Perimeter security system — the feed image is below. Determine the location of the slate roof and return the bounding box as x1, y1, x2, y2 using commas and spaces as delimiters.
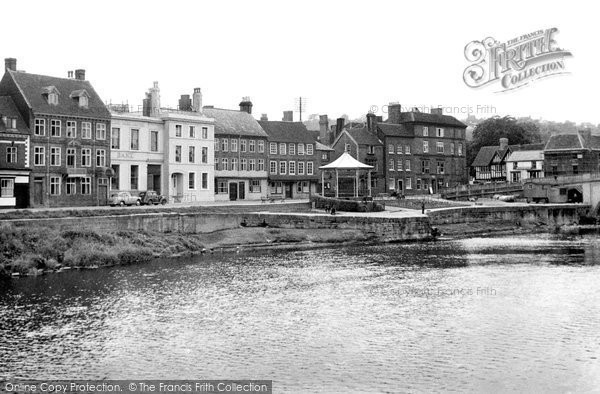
544, 134, 584, 151
399, 112, 467, 128
202, 107, 268, 138
0, 96, 28, 133
506, 150, 544, 162
346, 126, 382, 146
377, 123, 414, 137
4, 70, 110, 118
258, 120, 317, 143
471, 146, 501, 167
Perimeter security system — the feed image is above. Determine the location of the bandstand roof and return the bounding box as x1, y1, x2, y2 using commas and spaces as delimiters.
319, 152, 373, 170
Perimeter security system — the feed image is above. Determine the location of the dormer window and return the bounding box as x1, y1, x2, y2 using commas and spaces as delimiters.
2, 116, 17, 129
69, 89, 90, 108
42, 86, 60, 106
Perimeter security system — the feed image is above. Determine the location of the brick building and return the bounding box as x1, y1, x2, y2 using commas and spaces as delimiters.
0, 58, 112, 207
204, 99, 269, 201
380, 105, 467, 194
0, 96, 30, 208
259, 115, 319, 199
543, 130, 600, 176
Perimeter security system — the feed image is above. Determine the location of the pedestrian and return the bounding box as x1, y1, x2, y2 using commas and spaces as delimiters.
421, 201, 425, 214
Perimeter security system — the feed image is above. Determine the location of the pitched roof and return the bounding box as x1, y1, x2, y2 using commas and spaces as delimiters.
320, 152, 373, 169
346, 126, 382, 146
399, 111, 467, 128
0, 96, 28, 133
202, 107, 268, 138
471, 146, 499, 167
257, 120, 317, 143
6, 70, 110, 118
506, 150, 544, 162
315, 141, 334, 151
544, 134, 584, 151
377, 123, 414, 137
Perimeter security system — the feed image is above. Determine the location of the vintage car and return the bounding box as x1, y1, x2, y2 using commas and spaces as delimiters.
139, 191, 167, 205
109, 192, 141, 207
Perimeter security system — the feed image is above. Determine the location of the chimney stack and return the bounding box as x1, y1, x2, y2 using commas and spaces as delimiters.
149, 81, 160, 116
282, 111, 293, 122
143, 93, 151, 117
192, 88, 202, 112
67, 70, 74, 78
179, 94, 192, 111
499, 138, 509, 150
4, 58, 16, 71
366, 112, 378, 134
431, 107, 443, 115
239, 97, 253, 114
335, 117, 345, 139
319, 115, 329, 143
75, 69, 86, 80
388, 103, 402, 124
260, 114, 268, 121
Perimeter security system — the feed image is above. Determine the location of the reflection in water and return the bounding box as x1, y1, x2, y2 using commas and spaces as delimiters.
1, 234, 600, 392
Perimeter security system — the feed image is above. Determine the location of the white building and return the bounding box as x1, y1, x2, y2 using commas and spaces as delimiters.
506, 150, 544, 182
109, 82, 215, 203
109, 113, 165, 194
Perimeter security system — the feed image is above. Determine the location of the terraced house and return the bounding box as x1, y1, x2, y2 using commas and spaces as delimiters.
0, 95, 30, 208
204, 99, 268, 201
0, 58, 111, 207
259, 115, 319, 199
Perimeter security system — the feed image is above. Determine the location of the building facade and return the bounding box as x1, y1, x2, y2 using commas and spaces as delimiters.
258, 117, 319, 199
543, 130, 600, 176
381, 106, 467, 195
204, 101, 268, 201
0, 96, 30, 208
471, 138, 512, 182
109, 112, 165, 194
0, 58, 112, 207
505, 150, 544, 182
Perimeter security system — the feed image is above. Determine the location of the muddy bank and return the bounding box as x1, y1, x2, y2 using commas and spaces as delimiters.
0, 225, 389, 277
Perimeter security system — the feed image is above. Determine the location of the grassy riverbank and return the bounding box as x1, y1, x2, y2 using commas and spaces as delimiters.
0, 224, 372, 277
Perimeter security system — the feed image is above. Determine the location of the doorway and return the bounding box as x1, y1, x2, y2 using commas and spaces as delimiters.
285, 183, 293, 199
33, 178, 43, 206
229, 182, 238, 200
170, 173, 183, 202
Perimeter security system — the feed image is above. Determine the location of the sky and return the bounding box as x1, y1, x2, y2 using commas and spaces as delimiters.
1, 0, 597, 124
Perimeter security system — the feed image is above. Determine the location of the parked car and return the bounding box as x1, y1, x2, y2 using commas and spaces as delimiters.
139, 191, 167, 205
109, 192, 141, 207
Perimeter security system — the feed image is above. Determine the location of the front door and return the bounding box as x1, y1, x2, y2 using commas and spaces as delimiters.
98, 185, 108, 205
238, 182, 245, 200
397, 180, 403, 196
285, 183, 293, 199
33, 179, 43, 206
229, 182, 238, 200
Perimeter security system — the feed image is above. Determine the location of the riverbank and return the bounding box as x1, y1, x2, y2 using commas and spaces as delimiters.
0, 210, 432, 276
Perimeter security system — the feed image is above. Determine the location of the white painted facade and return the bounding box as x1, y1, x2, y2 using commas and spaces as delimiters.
109, 113, 166, 195
162, 112, 215, 203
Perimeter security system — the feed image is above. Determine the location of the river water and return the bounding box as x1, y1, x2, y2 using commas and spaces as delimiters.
1, 235, 600, 393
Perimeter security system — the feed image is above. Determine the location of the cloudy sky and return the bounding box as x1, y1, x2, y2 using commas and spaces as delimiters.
2, 0, 596, 124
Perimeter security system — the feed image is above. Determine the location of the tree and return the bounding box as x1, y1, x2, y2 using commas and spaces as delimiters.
467, 116, 542, 177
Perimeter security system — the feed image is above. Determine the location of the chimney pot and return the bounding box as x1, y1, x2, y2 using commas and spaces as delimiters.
75, 69, 86, 80
192, 88, 202, 112
431, 107, 443, 115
